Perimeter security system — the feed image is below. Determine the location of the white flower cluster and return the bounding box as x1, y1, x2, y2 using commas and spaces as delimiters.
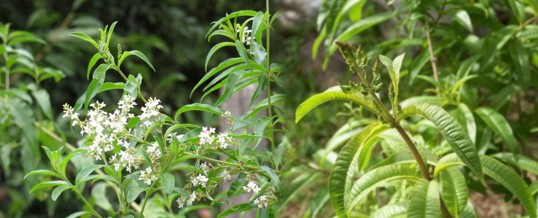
177, 191, 197, 208
139, 167, 158, 185
147, 142, 162, 162
190, 174, 209, 188
63, 95, 164, 184
253, 195, 270, 208
243, 180, 271, 208
139, 97, 163, 128
243, 181, 261, 194
236, 24, 255, 45
198, 127, 232, 149
109, 148, 140, 172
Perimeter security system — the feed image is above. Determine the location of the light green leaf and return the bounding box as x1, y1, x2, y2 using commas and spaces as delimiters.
161, 173, 175, 194
174, 103, 226, 121
347, 164, 421, 214
30, 180, 69, 193
92, 182, 113, 210
480, 155, 536, 217
24, 169, 61, 180
31, 89, 53, 119
296, 88, 379, 123
493, 152, 538, 176
118, 50, 156, 72
86, 53, 101, 79
191, 57, 242, 97
66, 211, 91, 218
75, 164, 103, 185
330, 123, 389, 216
69, 32, 99, 49
399, 103, 482, 178
440, 167, 468, 216
407, 179, 441, 218
204, 41, 236, 71
371, 203, 408, 218
457, 103, 476, 144
475, 107, 517, 152
52, 184, 71, 201
454, 10, 473, 32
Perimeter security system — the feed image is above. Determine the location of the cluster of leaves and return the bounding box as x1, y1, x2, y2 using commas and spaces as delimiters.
290, 0, 538, 217
0, 23, 65, 217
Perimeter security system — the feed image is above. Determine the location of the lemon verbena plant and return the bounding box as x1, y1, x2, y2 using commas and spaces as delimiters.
25, 5, 282, 216
296, 43, 537, 218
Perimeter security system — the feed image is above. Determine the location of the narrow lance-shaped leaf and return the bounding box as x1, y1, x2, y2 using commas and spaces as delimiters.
398, 103, 482, 178
440, 167, 468, 216
480, 155, 536, 217
296, 88, 379, 123
474, 107, 517, 153
407, 179, 441, 218
329, 122, 387, 217
347, 164, 421, 214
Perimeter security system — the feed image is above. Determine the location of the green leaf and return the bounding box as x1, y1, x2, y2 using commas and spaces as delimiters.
205, 41, 236, 71
475, 107, 517, 153
124, 74, 142, 98
217, 203, 254, 218
8, 31, 46, 45
329, 122, 387, 217
161, 173, 175, 194
493, 152, 538, 177
118, 50, 156, 72
83, 63, 110, 110
457, 103, 476, 144
347, 164, 421, 214
31, 89, 53, 119
24, 169, 61, 180
454, 10, 473, 32
440, 167, 468, 216
480, 155, 536, 217
66, 211, 91, 218
371, 203, 408, 218
174, 103, 226, 121
92, 182, 113, 210
30, 180, 69, 193
126, 187, 145, 203
399, 103, 482, 178
191, 57, 242, 97
75, 164, 103, 185
51, 184, 71, 201
324, 12, 394, 67
296, 88, 379, 123
407, 179, 441, 218
69, 32, 99, 49
86, 53, 102, 79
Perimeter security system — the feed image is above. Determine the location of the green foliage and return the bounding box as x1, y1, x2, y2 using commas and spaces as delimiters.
296, 42, 538, 217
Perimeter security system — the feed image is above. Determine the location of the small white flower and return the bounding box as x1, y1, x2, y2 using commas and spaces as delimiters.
199, 127, 216, 146
253, 194, 269, 208
200, 162, 210, 174
217, 132, 231, 149
243, 181, 261, 194
139, 167, 158, 185
178, 191, 197, 208
191, 174, 209, 187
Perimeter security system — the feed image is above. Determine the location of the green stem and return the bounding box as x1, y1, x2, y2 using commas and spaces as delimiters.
424, 20, 441, 95
367, 90, 431, 180
138, 183, 156, 218
72, 185, 103, 218
265, 0, 275, 153
3, 42, 10, 90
